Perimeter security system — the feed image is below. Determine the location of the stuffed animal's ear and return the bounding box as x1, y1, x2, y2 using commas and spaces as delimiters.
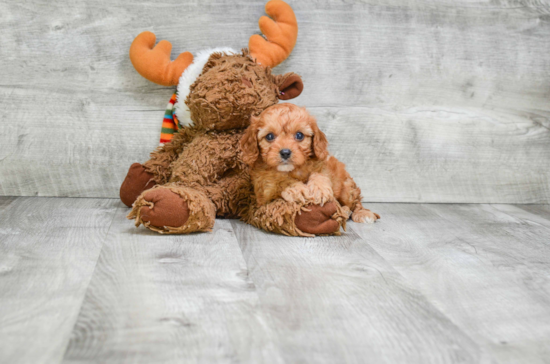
274, 73, 303, 100
240, 116, 261, 166
310, 116, 329, 160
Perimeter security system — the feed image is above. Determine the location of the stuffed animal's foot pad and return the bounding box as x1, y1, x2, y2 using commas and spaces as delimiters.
139, 188, 190, 228
352, 209, 380, 224
120, 163, 157, 207
129, 185, 216, 234
295, 202, 343, 235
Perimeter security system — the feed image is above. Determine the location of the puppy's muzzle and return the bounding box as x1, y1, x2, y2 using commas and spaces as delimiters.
280, 149, 292, 160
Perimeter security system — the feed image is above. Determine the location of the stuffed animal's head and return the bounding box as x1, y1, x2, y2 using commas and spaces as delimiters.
184, 50, 302, 130
129, 0, 303, 131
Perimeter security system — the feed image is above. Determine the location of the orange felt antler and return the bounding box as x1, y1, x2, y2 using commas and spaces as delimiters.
129, 31, 194, 86
249, 0, 298, 68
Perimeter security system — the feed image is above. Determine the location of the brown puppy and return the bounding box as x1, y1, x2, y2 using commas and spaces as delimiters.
240, 103, 380, 223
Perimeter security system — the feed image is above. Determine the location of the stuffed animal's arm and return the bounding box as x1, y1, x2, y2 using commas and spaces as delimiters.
143, 128, 195, 184
169, 131, 243, 186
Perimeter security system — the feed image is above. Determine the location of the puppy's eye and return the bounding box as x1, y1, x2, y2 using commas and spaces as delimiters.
295, 132, 304, 141
265, 133, 275, 141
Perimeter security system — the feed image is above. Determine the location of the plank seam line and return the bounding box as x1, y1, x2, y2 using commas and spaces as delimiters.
57, 203, 121, 363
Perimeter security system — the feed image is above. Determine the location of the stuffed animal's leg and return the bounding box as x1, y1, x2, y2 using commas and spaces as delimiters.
295, 202, 349, 236
128, 183, 216, 234
120, 163, 157, 207
243, 198, 348, 237
120, 131, 194, 207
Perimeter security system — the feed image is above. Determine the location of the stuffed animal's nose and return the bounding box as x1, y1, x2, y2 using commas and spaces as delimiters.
280, 149, 292, 160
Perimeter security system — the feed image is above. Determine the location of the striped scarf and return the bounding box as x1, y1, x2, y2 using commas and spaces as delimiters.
160, 92, 181, 144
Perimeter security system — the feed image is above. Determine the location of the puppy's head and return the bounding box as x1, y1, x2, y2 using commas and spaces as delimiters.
240, 104, 328, 172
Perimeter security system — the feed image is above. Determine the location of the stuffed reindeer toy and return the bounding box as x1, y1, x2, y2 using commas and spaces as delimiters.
120, 0, 348, 236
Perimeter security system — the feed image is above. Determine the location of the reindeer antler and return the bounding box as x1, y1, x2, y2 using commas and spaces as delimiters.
129, 31, 194, 86
249, 0, 298, 68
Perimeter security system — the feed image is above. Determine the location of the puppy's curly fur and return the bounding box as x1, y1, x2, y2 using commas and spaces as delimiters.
241, 104, 380, 223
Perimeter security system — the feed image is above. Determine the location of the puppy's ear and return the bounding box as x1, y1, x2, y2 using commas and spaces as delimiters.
240, 115, 260, 166
311, 116, 329, 160
273, 73, 303, 100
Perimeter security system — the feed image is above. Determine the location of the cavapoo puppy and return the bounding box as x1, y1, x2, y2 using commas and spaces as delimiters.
240, 103, 379, 224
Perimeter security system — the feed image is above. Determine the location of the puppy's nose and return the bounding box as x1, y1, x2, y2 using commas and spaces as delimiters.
280, 149, 292, 160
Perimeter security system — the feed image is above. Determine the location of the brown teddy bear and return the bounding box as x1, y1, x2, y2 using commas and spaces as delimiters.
120, 0, 348, 236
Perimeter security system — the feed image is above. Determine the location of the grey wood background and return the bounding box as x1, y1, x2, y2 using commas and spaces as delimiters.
1, 0, 549, 202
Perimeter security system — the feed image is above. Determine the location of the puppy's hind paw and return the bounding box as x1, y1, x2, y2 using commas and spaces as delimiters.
352, 209, 380, 224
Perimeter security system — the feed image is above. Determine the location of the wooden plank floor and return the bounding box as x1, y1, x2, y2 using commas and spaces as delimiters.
1, 197, 549, 363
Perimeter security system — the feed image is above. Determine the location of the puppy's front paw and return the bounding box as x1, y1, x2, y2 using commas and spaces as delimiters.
352, 209, 380, 224
307, 183, 333, 206
282, 184, 311, 204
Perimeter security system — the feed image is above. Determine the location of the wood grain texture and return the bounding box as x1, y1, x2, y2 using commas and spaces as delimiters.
2, 198, 550, 363
1, 0, 549, 202
62, 211, 279, 364
312, 106, 550, 203
230, 220, 480, 363
351, 203, 550, 364
0, 197, 118, 364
